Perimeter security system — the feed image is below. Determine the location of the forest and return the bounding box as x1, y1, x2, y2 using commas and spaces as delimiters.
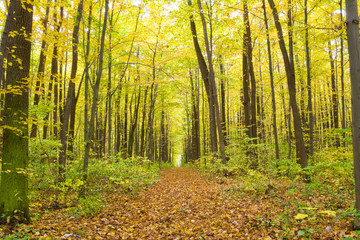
1, 0, 360, 238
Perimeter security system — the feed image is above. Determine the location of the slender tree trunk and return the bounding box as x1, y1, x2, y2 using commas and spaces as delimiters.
140, 86, 148, 156
197, 0, 226, 162
190, 69, 201, 161
305, 0, 314, 157
30, 0, 50, 138
147, 83, 158, 161
122, 89, 128, 158
268, 0, 308, 174
59, 0, 84, 175
219, 55, 227, 146
82, 0, 108, 196
160, 110, 168, 162
262, 0, 279, 159
188, 0, 217, 154
328, 42, 339, 130
128, 86, 141, 157
84, 2, 92, 161
107, 6, 114, 157
243, 29, 251, 140
52, 8, 62, 138
340, 0, 346, 146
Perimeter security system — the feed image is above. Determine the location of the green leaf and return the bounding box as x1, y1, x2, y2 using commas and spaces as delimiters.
297, 230, 305, 236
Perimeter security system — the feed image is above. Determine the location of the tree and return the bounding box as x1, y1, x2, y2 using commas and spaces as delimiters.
262, 0, 279, 160
0, 0, 33, 223
345, 0, 360, 229
82, 0, 109, 194
188, 0, 226, 162
304, 0, 314, 157
267, 0, 308, 175
59, 0, 84, 176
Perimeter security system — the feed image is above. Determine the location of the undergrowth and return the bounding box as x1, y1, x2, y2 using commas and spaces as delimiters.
187, 140, 357, 239
1, 142, 171, 239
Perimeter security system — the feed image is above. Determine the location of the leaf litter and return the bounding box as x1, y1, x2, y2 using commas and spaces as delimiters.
0, 167, 357, 239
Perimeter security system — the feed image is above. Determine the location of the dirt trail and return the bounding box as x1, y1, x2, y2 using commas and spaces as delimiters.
29, 167, 274, 239
90, 167, 258, 239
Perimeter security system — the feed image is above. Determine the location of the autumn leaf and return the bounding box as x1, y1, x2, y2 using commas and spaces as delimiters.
295, 213, 308, 220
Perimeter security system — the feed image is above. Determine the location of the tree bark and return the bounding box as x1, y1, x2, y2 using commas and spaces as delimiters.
82, 0, 109, 196
345, 0, 360, 229
0, 0, 33, 222
188, 0, 217, 154
262, 0, 279, 159
268, 0, 308, 174
59, 0, 84, 176
340, 0, 346, 145
190, 69, 201, 161
219, 55, 227, 146
196, 0, 226, 162
30, 0, 50, 138
305, 0, 314, 156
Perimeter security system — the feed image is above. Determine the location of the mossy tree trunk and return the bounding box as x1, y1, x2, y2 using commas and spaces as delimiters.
0, 0, 33, 223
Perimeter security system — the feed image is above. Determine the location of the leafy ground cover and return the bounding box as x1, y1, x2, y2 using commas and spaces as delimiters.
1, 166, 358, 239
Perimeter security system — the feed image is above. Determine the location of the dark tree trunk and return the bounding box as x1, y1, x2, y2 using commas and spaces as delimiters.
147, 84, 158, 161
345, 0, 360, 228
305, 0, 314, 156
83, 2, 92, 161
81, 0, 109, 196
0, 0, 33, 222
190, 69, 201, 161
122, 90, 128, 158
219, 55, 228, 146
268, 0, 308, 174
30, 0, 50, 138
188, 0, 217, 154
128, 87, 141, 157
328, 42, 339, 131
262, 0, 279, 159
140, 86, 148, 156
106, 6, 114, 157
340, 0, 346, 145
160, 110, 168, 163
59, 0, 84, 176
196, 0, 226, 162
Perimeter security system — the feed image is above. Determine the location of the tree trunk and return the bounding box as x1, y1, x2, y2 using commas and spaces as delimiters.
0, 0, 33, 222
305, 0, 314, 157
107, 6, 114, 157
140, 86, 148, 156
196, 0, 226, 162
30, 0, 50, 138
122, 90, 128, 158
59, 0, 84, 176
340, 0, 346, 145
219, 55, 228, 146
82, 0, 108, 196
84, 2, 92, 161
268, 0, 308, 174
188, 0, 218, 154
147, 83, 158, 161
345, 0, 360, 229
190, 69, 201, 161
262, 0, 280, 159
128, 86, 141, 157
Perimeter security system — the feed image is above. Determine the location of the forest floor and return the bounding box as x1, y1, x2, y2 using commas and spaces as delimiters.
0, 167, 358, 239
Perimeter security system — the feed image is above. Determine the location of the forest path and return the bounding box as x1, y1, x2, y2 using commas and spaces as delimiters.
30, 167, 277, 239
84, 167, 267, 239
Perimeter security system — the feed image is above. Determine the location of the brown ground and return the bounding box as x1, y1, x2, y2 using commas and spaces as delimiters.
1, 167, 355, 239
